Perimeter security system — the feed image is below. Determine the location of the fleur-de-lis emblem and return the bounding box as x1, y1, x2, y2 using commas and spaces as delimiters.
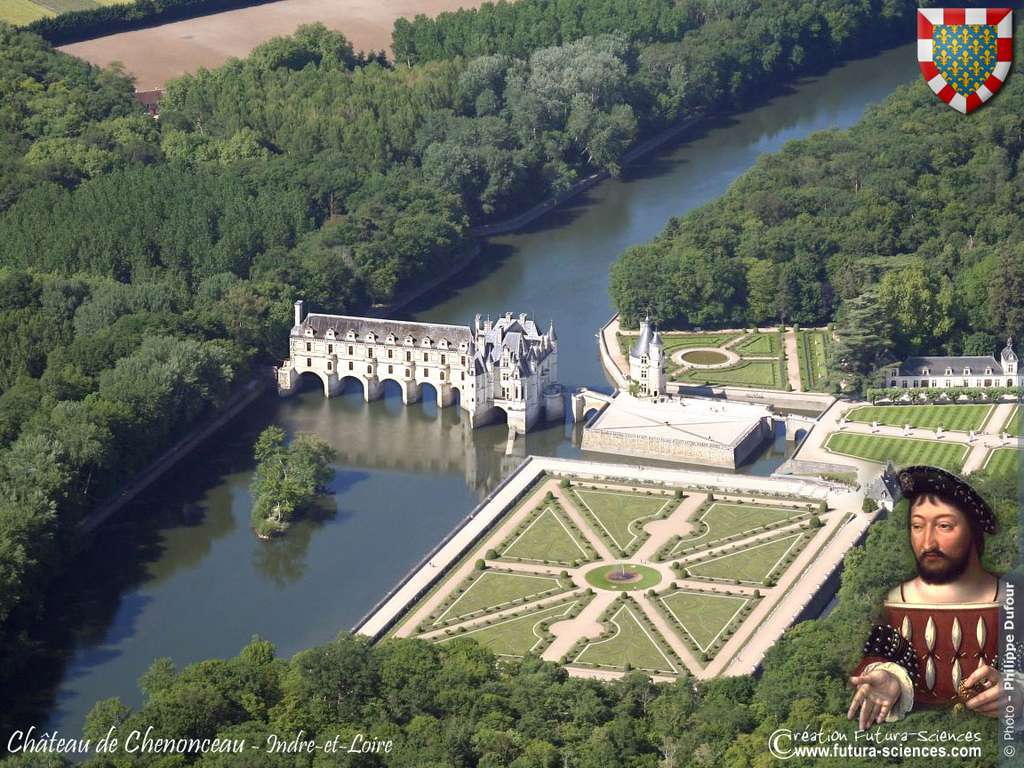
972, 38, 980, 56
951, 39, 961, 55
961, 27, 970, 44
940, 49, 950, 66
973, 60, 981, 76
952, 61, 961, 76
961, 71, 972, 88
983, 27, 993, 44
983, 49, 993, 66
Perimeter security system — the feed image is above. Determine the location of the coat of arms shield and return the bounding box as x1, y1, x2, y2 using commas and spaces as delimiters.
917, 8, 1012, 113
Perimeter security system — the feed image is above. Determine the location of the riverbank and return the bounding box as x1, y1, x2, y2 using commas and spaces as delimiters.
78, 377, 268, 535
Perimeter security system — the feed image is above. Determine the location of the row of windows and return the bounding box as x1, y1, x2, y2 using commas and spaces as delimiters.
306, 328, 468, 351
303, 341, 466, 366
894, 367, 995, 377
893, 378, 1015, 388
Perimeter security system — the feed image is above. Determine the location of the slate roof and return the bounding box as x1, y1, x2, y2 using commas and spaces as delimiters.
295, 313, 473, 345
894, 356, 1002, 376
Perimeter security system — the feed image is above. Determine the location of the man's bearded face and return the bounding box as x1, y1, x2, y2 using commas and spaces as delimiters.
909, 495, 975, 584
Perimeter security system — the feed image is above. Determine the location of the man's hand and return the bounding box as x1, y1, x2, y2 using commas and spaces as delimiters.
963, 663, 1006, 717
848, 669, 902, 731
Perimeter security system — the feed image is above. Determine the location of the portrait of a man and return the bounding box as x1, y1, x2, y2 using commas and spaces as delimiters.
847, 465, 1008, 731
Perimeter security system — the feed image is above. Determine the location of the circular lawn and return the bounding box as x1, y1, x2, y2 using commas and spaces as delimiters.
585, 564, 662, 591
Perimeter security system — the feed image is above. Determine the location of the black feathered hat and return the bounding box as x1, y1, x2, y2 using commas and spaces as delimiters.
897, 465, 996, 534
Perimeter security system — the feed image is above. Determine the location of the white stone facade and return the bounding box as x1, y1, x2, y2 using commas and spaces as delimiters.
277, 302, 562, 432
886, 338, 1021, 389
627, 316, 667, 396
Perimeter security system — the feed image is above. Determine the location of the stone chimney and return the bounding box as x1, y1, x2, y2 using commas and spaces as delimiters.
294, 299, 305, 327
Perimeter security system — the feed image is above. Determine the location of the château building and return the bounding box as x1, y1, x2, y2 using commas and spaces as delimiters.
628, 315, 667, 397
886, 337, 1021, 389
278, 302, 562, 432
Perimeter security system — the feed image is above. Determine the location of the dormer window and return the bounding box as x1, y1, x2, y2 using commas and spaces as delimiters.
366, 332, 376, 344
405, 336, 414, 345
346, 330, 357, 341
325, 329, 336, 340
890, 368, 899, 377
304, 328, 315, 337
439, 339, 449, 349
421, 338, 432, 348
460, 342, 468, 352
387, 334, 396, 344
963, 367, 970, 375
945, 367, 953, 375
922, 368, 929, 376
985, 367, 993, 375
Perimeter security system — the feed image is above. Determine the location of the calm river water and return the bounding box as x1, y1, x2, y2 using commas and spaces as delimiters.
29, 43, 918, 738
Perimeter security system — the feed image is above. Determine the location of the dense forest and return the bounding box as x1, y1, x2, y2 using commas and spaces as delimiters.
610, 15, 1024, 391
3, 470, 1013, 768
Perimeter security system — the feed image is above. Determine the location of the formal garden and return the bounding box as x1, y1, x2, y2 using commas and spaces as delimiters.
844, 403, 995, 432
824, 432, 968, 472
616, 326, 834, 391
391, 474, 835, 678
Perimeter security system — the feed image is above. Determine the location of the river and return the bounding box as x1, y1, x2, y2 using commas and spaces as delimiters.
26, 42, 918, 739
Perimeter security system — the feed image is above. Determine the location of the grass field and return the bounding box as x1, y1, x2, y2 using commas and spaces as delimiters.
687, 533, 804, 585
0, 0, 54, 23
733, 332, 781, 356
499, 507, 591, 565
845, 404, 992, 432
825, 433, 968, 471
575, 604, 677, 673
572, 489, 670, 553
674, 359, 783, 389
618, 332, 743, 358
982, 448, 1021, 480
434, 571, 564, 625
439, 599, 580, 657
1006, 406, 1021, 436
797, 330, 830, 391
669, 502, 805, 556
659, 590, 749, 651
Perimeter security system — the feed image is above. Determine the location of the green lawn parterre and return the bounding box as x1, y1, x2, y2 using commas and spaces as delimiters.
433, 570, 566, 625
574, 603, 678, 674
732, 332, 781, 356
1006, 406, 1021, 436
673, 359, 783, 389
982, 448, 1021, 480
499, 506, 593, 565
824, 432, 967, 472
686, 533, 807, 585
797, 330, 830, 391
438, 598, 583, 657
845, 404, 992, 432
571, 488, 672, 554
658, 590, 750, 652
668, 502, 806, 557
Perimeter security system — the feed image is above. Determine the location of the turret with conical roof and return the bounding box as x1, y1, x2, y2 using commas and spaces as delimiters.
1002, 336, 1018, 375
627, 315, 667, 397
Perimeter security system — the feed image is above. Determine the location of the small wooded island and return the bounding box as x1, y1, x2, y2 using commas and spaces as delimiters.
250, 426, 335, 538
